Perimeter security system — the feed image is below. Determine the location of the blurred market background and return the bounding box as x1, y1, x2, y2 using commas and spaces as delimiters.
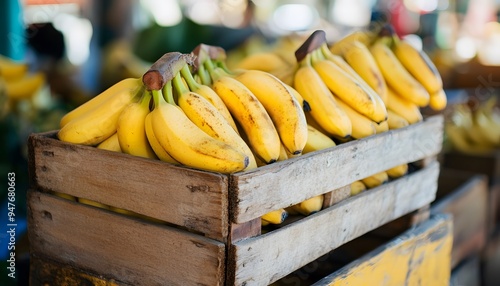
1, 0, 500, 285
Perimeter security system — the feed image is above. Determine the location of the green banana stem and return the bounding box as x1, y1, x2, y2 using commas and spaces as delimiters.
298, 53, 312, 68
140, 90, 152, 110
172, 70, 190, 96
197, 64, 212, 86
203, 58, 229, 82
162, 81, 176, 105
151, 89, 164, 108
320, 44, 335, 60
214, 59, 234, 75
180, 64, 201, 91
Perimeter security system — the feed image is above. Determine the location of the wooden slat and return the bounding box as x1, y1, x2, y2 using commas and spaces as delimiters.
312, 214, 453, 286
231, 115, 444, 223
28, 191, 226, 286
431, 172, 488, 268
28, 131, 229, 241
227, 161, 440, 285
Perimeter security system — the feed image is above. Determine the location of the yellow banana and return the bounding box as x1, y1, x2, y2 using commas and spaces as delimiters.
0, 55, 28, 81
78, 198, 110, 209
180, 65, 239, 133
150, 83, 248, 174
144, 112, 179, 164
116, 91, 157, 159
235, 52, 290, 73
60, 77, 142, 128
350, 180, 367, 196
294, 53, 352, 138
429, 89, 448, 111
335, 96, 377, 139
445, 123, 493, 155
172, 72, 257, 170
330, 29, 375, 56
361, 171, 389, 188
5, 72, 45, 100
208, 64, 281, 164
96, 132, 122, 152
392, 39, 443, 94
386, 164, 409, 179
321, 45, 388, 121
343, 40, 388, 103
261, 208, 288, 224
235, 69, 308, 155
370, 38, 430, 107
374, 120, 389, 134
312, 50, 382, 123
285, 83, 312, 114
58, 82, 143, 146
386, 87, 423, 124
302, 124, 337, 154
290, 195, 324, 216
387, 109, 410, 129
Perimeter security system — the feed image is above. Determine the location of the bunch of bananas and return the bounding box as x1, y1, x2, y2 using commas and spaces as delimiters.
445, 96, 500, 154
0, 55, 47, 118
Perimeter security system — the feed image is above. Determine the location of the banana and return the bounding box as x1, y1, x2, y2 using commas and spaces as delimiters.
370, 38, 430, 107
78, 198, 110, 209
294, 53, 352, 138
144, 111, 179, 164
97, 132, 122, 152
0, 55, 29, 81
302, 124, 337, 154
374, 120, 389, 134
312, 50, 383, 123
235, 69, 308, 155
392, 38, 443, 94
386, 164, 409, 179
330, 29, 375, 56
285, 83, 312, 113
60, 77, 142, 128
386, 87, 423, 124
361, 171, 389, 188
321, 45, 388, 121
334, 96, 377, 139
445, 123, 493, 155
116, 91, 157, 159
180, 65, 239, 133
429, 89, 448, 111
207, 62, 281, 164
150, 83, 248, 173
5, 72, 45, 100
289, 195, 324, 216
172, 71, 257, 170
235, 52, 290, 73
261, 208, 288, 224
58, 82, 143, 146
387, 109, 410, 129
350, 180, 367, 196
343, 40, 388, 103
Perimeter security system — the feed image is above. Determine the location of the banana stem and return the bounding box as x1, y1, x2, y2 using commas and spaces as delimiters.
298, 53, 312, 68
172, 70, 190, 96
197, 64, 211, 86
180, 64, 201, 91
151, 89, 163, 108
140, 90, 152, 110
162, 81, 176, 105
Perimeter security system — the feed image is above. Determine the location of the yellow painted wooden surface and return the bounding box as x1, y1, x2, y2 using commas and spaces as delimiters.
314, 214, 453, 286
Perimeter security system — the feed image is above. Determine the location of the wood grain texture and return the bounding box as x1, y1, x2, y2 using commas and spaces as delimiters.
322, 185, 351, 208
29, 131, 229, 241
312, 214, 453, 286
230, 115, 444, 223
227, 161, 440, 285
28, 191, 226, 286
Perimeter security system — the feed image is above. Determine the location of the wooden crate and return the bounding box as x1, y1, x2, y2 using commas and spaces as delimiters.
28, 115, 444, 286
310, 214, 453, 286
483, 230, 500, 286
369, 167, 489, 269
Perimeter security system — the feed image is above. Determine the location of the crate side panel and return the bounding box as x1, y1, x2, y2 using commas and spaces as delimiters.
28, 191, 225, 286
228, 162, 440, 285
29, 132, 229, 240
231, 115, 444, 223
312, 214, 453, 286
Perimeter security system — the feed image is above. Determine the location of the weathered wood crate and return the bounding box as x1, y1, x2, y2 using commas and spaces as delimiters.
302, 214, 453, 286
27, 115, 444, 286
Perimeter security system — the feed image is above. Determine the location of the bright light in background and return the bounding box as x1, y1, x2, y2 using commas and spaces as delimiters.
53, 13, 92, 65
455, 36, 477, 61
401, 34, 423, 51
404, 0, 439, 13
331, 0, 371, 27
142, 0, 182, 26
186, 0, 219, 25
272, 4, 318, 32
478, 21, 500, 66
